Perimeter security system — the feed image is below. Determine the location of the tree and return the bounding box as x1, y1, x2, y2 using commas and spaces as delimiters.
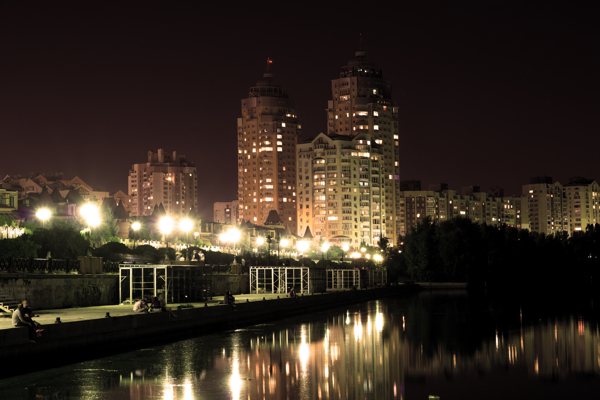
29, 227, 90, 259
0, 235, 40, 259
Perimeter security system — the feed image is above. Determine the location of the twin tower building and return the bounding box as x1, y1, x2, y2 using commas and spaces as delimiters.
237, 47, 401, 247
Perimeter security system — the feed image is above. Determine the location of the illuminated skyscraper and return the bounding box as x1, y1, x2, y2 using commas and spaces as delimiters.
237, 60, 300, 231
128, 149, 198, 217
326, 41, 401, 244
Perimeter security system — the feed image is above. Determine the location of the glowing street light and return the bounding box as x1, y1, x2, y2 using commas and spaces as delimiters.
342, 242, 350, 263
36, 208, 51, 228
373, 254, 383, 263
80, 203, 101, 228
296, 240, 309, 253
179, 218, 194, 260
131, 221, 141, 249
256, 236, 265, 246
159, 216, 174, 250
321, 242, 330, 262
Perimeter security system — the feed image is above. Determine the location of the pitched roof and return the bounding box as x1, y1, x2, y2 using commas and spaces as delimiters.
264, 210, 282, 225
114, 200, 129, 219
303, 226, 313, 239
65, 189, 85, 205
37, 187, 54, 207
49, 188, 65, 203
101, 196, 118, 214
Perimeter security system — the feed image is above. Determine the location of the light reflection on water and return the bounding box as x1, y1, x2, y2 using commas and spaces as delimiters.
1, 292, 600, 399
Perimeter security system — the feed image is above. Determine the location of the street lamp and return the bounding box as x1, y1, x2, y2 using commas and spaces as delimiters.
321, 242, 330, 263
297, 240, 310, 266
158, 216, 174, 251
256, 236, 265, 246
179, 218, 194, 260
373, 254, 383, 263
80, 203, 101, 245
342, 243, 350, 263
36, 208, 51, 228
131, 221, 141, 249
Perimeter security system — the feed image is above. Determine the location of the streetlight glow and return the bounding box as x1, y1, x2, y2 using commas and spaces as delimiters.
158, 216, 174, 235
296, 241, 309, 252
179, 218, 193, 233
342, 243, 350, 252
256, 237, 265, 246
374, 254, 383, 262
280, 239, 289, 247
36, 208, 51, 222
321, 242, 330, 253
80, 203, 101, 228
132, 221, 141, 231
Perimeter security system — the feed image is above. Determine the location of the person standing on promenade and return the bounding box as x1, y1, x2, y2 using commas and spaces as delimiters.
13, 300, 37, 343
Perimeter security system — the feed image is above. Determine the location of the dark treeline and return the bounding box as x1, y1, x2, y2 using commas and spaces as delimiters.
386, 217, 600, 296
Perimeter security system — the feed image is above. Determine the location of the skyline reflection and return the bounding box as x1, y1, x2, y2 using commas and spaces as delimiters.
1, 292, 599, 399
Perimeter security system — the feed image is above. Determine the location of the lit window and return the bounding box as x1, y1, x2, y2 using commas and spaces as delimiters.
277, 147, 283, 152
373, 111, 378, 116
374, 125, 379, 130
281, 122, 286, 127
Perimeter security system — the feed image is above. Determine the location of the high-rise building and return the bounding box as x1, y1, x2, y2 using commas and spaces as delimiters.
297, 132, 385, 246
326, 43, 401, 244
128, 149, 198, 218
521, 176, 564, 235
562, 176, 600, 234
213, 200, 239, 225
237, 60, 300, 232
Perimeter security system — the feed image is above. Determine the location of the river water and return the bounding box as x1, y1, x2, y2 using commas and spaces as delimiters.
1, 291, 599, 399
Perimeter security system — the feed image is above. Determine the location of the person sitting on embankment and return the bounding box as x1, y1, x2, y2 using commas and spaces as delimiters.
224, 290, 237, 311
13, 300, 38, 343
154, 294, 178, 319
133, 298, 149, 313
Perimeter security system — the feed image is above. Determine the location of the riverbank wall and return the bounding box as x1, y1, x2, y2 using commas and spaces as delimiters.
0, 286, 406, 373
0, 273, 250, 311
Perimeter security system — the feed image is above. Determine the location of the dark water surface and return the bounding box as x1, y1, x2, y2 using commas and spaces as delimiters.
1, 291, 599, 399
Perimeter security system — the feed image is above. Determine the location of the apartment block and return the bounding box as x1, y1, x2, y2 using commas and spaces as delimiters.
213, 200, 239, 224
562, 176, 600, 234
522, 176, 565, 235
128, 149, 198, 218
237, 60, 300, 231
326, 45, 401, 244
297, 132, 386, 246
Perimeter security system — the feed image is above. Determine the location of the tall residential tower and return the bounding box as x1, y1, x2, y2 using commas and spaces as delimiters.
237, 60, 300, 231
128, 149, 198, 217
326, 44, 401, 244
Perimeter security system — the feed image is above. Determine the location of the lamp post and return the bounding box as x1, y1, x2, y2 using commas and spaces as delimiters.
229, 228, 241, 254
342, 243, 349, 263
179, 218, 193, 260
373, 254, 383, 263
158, 216, 174, 254
321, 242, 330, 264
297, 240, 309, 266
36, 208, 51, 228
266, 234, 272, 266
80, 203, 101, 246
131, 221, 141, 249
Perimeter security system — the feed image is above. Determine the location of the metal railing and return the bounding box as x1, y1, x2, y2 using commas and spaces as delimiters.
0, 258, 80, 274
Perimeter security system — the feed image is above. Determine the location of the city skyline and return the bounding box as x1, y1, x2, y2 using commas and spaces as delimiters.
1, 2, 598, 220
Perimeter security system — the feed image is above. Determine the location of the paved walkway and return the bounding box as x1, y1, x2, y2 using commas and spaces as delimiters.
0, 293, 309, 330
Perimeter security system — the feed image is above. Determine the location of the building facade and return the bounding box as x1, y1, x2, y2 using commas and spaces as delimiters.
399, 184, 523, 236
326, 46, 401, 244
128, 149, 198, 218
562, 176, 600, 234
213, 200, 239, 224
521, 176, 565, 235
297, 132, 385, 246
237, 61, 300, 231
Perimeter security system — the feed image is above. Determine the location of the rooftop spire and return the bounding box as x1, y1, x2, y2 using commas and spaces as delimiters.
355, 34, 367, 58
264, 57, 273, 78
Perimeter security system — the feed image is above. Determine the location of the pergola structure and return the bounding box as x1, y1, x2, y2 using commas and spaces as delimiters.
249, 266, 310, 295
326, 269, 363, 290
119, 264, 212, 304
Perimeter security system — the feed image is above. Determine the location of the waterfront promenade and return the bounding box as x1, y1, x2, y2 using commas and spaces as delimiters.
0, 286, 413, 376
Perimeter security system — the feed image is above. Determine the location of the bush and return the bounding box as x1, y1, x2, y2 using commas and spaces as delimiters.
92, 242, 131, 261
0, 235, 40, 259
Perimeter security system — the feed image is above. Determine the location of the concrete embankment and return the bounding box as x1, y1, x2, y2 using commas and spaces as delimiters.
0, 286, 407, 375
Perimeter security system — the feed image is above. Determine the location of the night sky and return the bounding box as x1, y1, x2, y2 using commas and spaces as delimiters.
1, 1, 598, 219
